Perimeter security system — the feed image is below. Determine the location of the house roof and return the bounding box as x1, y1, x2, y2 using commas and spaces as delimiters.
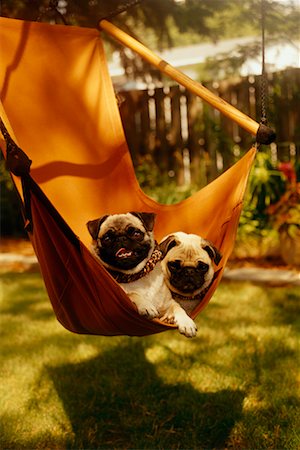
108, 36, 300, 89
108, 36, 257, 77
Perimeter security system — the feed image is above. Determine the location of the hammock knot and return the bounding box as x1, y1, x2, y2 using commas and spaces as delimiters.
6, 143, 32, 177
256, 123, 276, 145
0, 119, 32, 176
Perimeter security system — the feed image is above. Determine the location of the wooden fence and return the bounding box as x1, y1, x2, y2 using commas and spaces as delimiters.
118, 68, 300, 186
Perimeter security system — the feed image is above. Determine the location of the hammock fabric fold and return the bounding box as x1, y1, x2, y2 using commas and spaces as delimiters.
0, 17, 256, 336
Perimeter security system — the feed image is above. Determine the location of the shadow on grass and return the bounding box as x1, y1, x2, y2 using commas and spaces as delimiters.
0, 272, 54, 321
48, 341, 244, 450
270, 288, 300, 330
2, 296, 54, 321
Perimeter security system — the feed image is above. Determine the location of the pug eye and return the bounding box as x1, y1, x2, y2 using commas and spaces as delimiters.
127, 227, 144, 241
168, 260, 181, 272
197, 261, 209, 272
101, 231, 115, 245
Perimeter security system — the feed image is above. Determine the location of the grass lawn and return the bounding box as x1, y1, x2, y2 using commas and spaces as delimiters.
0, 271, 299, 450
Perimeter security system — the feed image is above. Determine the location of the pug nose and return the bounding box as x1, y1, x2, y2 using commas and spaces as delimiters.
183, 267, 196, 276
117, 236, 128, 244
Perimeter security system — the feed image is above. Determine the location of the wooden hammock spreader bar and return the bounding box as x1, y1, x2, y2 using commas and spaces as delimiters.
99, 19, 275, 144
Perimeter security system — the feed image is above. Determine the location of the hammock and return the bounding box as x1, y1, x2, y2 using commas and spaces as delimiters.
0, 17, 270, 336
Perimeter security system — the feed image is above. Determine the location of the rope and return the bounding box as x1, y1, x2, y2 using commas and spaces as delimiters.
260, 0, 268, 125
255, 0, 276, 146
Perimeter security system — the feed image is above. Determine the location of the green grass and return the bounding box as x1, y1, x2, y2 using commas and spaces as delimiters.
0, 272, 299, 450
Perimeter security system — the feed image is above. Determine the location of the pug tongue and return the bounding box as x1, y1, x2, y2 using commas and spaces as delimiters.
116, 247, 134, 259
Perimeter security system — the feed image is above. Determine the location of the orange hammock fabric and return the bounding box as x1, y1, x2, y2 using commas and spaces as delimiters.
0, 17, 256, 336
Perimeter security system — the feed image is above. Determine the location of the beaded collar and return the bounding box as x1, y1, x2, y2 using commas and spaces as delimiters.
108, 246, 162, 283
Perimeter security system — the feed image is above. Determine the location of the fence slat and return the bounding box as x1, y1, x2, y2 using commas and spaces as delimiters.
118, 69, 300, 185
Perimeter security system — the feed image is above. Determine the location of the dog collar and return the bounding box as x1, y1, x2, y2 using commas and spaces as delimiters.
171, 285, 210, 302
108, 246, 162, 283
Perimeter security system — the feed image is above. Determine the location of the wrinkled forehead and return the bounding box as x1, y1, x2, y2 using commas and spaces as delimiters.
100, 214, 143, 234
169, 238, 211, 263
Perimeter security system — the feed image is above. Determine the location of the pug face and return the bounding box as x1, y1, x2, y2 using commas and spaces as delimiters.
160, 232, 222, 297
87, 212, 156, 273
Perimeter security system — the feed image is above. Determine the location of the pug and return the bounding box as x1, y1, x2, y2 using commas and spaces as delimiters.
160, 232, 222, 314
87, 213, 198, 337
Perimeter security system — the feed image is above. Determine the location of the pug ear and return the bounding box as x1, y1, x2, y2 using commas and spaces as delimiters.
159, 234, 179, 258
130, 212, 156, 231
86, 215, 108, 240
203, 240, 222, 266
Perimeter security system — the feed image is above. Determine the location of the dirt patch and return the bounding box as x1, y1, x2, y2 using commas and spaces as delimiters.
0, 238, 35, 256
0, 238, 39, 273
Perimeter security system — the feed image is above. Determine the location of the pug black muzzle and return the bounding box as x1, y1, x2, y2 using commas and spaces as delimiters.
98, 228, 151, 270
168, 261, 209, 294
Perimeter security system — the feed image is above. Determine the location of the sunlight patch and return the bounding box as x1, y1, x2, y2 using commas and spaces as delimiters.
243, 391, 268, 411
145, 345, 169, 364
230, 325, 293, 341
188, 366, 241, 392
163, 338, 196, 356
70, 343, 100, 363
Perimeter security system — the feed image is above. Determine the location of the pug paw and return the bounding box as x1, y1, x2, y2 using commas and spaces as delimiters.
136, 303, 159, 319
175, 316, 197, 338
160, 312, 175, 324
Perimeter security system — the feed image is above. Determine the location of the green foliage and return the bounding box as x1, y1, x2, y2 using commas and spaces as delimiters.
247, 152, 286, 219
201, 0, 300, 80
0, 0, 231, 43
0, 157, 25, 236
135, 156, 198, 204
238, 203, 266, 237
267, 182, 300, 239
0, 157, 13, 190
234, 152, 287, 249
